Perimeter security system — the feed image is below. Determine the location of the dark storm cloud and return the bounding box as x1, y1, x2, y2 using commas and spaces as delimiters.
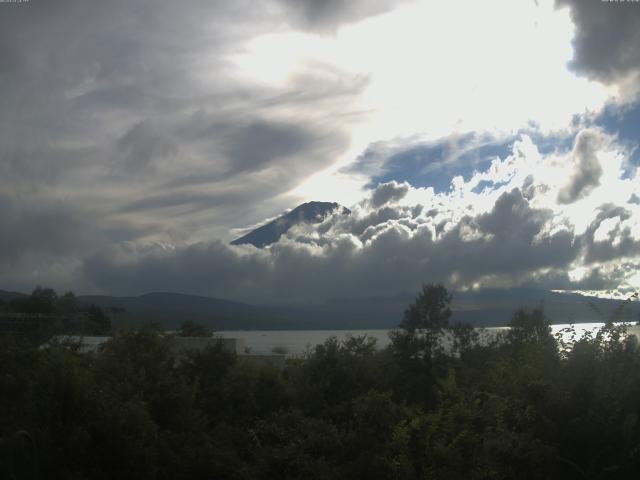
0, 145, 95, 190
370, 181, 410, 207
116, 121, 177, 175
581, 204, 640, 264
557, 129, 603, 204
520, 265, 628, 292
0, 194, 100, 267
384, 190, 576, 288
278, 0, 412, 32
476, 189, 547, 238
82, 240, 272, 299
223, 121, 322, 176
557, 0, 640, 85
119, 192, 238, 214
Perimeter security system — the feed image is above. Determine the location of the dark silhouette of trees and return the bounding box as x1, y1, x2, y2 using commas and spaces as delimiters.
507, 307, 554, 346
399, 283, 452, 334
390, 283, 453, 407
1, 283, 640, 478
2, 286, 111, 339
177, 320, 213, 337
57, 291, 78, 314
84, 304, 111, 335
8, 286, 58, 314
390, 284, 452, 364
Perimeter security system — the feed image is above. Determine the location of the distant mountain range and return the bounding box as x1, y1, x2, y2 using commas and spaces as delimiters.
77, 292, 302, 330
231, 201, 350, 248
2, 287, 638, 330
0, 289, 25, 302
265, 288, 640, 329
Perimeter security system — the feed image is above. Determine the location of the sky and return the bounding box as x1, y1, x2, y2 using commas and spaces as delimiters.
1, 0, 640, 303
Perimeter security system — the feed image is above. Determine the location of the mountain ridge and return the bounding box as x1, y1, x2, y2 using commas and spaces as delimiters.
3, 287, 638, 330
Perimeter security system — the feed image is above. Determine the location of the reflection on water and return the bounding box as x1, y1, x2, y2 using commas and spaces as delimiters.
218, 323, 640, 356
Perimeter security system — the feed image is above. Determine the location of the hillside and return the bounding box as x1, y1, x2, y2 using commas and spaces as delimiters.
77, 292, 302, 330
3, 287, 638, 330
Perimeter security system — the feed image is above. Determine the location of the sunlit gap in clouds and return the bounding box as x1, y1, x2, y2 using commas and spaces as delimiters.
229, 0, 613, 207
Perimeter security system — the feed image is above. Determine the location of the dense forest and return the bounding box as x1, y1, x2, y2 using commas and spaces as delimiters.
0, 287, 112, 339
2, 284, 640, 479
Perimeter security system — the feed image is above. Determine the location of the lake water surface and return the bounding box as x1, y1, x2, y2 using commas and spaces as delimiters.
218, 323, 640, 355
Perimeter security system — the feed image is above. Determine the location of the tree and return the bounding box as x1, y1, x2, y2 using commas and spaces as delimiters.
399, 284, 452, 334
177, 320, 213, 338
29, 286, 58, 314
85, 304, 112, 335
9, 286, 59, 314
57, 291, 78, 314
390, 284, 453, 407
393, 283, 452, 355
507, 307, 552, 346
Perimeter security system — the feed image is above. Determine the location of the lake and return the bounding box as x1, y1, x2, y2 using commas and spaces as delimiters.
218, 323, 640, 355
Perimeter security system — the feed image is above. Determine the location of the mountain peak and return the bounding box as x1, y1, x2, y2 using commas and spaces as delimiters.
231, 201, 350, 248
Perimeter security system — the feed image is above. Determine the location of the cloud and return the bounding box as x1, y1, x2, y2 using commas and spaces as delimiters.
348, 133, 515, 193
116, 121, 177, 175
557, 0, 640, 90
221, 120, 345, 178
80, 188, 576, 301
0, 0, 363, 246
78, 128, 640, 301
0, 145, 95, 191
557, 129, 604, 204
370, 181, 410, 207
277, 0, 412, 32
2, 0, 638, 300
582, 204, 640, 264
0, 194, 94, 266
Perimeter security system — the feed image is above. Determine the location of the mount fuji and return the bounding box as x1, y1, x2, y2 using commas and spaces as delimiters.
231, 201, 350, 248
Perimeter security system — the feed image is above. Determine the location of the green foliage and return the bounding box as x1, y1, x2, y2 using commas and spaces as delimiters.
2, 285, 640, 478
3, 286, 112, 339
399, 283, 452, 334
508, 307, 552, 345
390, 284, 456, 408
85, 304, 112, 335
177, 319, 213, 337
17, 286, 59, 314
